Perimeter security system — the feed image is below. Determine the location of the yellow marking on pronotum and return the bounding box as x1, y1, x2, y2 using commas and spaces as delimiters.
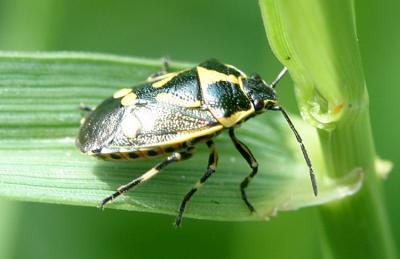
155, 92, 201, 108
225, 64, 247, 77
113, 88, 132, 99
237, 75, 245, 91
121, 92, 138, 106
217, 109, 255, 128
152, 72, 179, 88
197, 66, 240, 85
197, 66, 253, 127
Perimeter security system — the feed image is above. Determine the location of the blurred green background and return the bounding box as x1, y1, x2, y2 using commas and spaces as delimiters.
0, 0, 398, 258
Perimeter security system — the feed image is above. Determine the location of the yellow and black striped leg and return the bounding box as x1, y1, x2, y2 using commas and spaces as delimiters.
229, 128, 258, 213
98, 148, 195, 209
175, 140, 218, 227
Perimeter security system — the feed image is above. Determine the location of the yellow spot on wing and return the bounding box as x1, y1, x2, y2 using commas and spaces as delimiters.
121, 114, 141, 139
113, 88, 132, 99
152, 72, 179, 88
156, 92, 201, 108
121, 92, 138, 106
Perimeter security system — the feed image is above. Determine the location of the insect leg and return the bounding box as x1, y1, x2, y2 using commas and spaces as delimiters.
229, 128, 258, 213
79, 102, 95, 112
160, 57, 170, 74
175, 140, 218, 227
98, 147, 195, 209
147, 57, 171, 81
78, 103, 95, 125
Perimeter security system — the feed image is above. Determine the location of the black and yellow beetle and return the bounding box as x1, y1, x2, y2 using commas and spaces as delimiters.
76, 59, 318, 226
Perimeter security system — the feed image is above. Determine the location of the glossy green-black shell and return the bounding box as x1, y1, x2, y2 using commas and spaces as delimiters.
76, 59, 256, 156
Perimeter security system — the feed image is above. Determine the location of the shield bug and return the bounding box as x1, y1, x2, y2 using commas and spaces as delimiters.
76, 59, 318, 226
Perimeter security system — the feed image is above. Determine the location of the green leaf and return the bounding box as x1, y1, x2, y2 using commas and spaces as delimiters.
0, 52, 362, 221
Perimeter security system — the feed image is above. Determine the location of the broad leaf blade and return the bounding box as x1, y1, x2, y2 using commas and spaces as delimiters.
0, 52, 361, 221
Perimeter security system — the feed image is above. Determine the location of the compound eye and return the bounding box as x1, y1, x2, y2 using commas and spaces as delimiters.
253, 99, 264, 111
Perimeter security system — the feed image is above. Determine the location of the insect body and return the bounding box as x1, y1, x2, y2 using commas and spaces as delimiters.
76, 59, 318, 226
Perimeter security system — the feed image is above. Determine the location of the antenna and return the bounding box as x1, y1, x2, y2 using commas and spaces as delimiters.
270, 106, 318, 196
271, 67, 288, 88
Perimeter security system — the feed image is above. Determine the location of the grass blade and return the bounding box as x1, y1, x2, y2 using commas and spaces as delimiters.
0, 51, 361, 221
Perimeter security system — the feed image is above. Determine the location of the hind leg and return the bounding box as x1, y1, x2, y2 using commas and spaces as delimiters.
98, 147, 195, 209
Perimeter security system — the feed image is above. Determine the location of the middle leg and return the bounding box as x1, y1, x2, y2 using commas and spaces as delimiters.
175, 140, 218, 226
229, 128, 258, 213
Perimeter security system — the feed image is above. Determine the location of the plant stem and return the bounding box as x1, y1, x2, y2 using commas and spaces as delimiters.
318, 108, 396, 259
259, 0, 397, 258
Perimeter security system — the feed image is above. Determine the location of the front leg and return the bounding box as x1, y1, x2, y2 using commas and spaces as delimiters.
78, 103, 95, 125
229, 128, 258, 213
